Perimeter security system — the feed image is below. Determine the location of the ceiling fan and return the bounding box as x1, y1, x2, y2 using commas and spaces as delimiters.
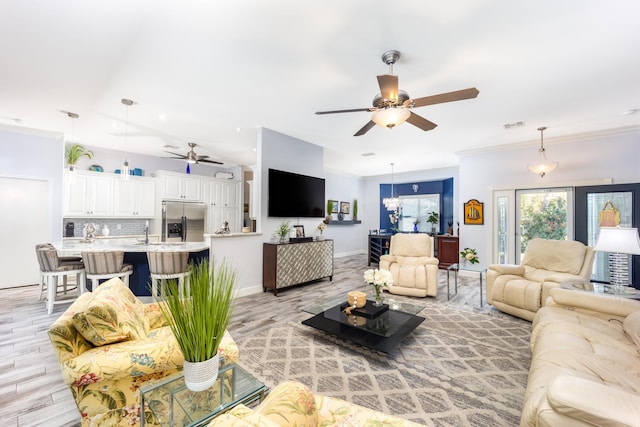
315, 50, 479, 136
165, 142, 223, 165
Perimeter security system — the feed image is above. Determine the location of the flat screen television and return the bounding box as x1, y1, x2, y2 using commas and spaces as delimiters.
268, 169, 325, 218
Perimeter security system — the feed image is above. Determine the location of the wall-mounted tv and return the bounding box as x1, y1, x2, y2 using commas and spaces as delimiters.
268, 169, 325, 218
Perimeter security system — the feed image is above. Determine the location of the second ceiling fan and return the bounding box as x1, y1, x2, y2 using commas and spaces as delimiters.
315, 50, 479, 136
165, 143, 223, 165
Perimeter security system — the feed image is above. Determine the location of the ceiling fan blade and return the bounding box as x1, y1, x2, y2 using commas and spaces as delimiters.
377, 74, 399, 101
199, 158, 224, 165
408, 87, 480, 108
354, 120, 376, 136
406, 112, 438, 131
197, 155, 210, 159
315, 108, 371, 115
164, 150, 187, 158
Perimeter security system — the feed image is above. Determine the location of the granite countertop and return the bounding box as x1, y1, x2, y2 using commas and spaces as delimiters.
53, 238, 208, 253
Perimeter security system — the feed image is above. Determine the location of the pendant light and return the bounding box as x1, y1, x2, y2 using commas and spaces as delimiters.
383, 163, 401, 211
528, 126, 558, 177
121, 98, 134, 181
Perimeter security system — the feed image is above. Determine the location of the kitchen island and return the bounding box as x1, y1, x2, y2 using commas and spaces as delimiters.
54, 239, 209, 296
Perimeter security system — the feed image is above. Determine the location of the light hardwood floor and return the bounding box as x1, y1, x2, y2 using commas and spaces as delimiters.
0, 254, 491, 426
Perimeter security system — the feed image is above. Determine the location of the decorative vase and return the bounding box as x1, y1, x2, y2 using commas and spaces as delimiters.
373, 286, 383, 307
413, 223, 418, 232
101, 224, 110, 236
183, 354, 219, 392
316, 234, 325, 241
338, 212, 344, 221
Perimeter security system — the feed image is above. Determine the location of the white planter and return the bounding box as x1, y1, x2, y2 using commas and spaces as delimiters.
183, 354, 219, 392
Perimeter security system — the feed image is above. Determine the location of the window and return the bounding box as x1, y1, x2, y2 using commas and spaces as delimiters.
398, 194, 440, 232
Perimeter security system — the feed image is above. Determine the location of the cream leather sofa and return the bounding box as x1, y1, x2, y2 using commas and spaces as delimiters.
486, 238, 594, 321
379, 233, 439, 297
521, 288, 640, 426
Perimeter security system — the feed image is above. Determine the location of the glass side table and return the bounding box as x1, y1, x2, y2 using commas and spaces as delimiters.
560, 282, 640, 299
446, 263, 487, 305
140, 362, 268, 427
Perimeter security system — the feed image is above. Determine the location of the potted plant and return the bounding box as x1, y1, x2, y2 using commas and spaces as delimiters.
352, 198, 358, 221
65, 143, 93, 170
155, 259, 236, 392
325, 200, 334, 224
426, 211, 439, 234
317, 221, 327, 240
274, 221, 291, 243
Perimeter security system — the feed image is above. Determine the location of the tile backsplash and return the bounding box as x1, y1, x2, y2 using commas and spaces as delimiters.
64, 219, 150, 238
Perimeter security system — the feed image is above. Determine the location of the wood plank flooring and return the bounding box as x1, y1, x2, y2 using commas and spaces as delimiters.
0, 254, 497, 426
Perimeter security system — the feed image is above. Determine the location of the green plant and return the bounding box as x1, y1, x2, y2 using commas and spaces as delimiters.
275, 221, 291, 240
352, 199, 358, 219
155, 259, 236, 362
326, 200, 333, 216
426, 211, 439, 225
65, 143, 93, 165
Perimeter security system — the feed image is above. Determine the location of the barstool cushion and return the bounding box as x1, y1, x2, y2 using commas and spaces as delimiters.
147, 251, 189, 274
83, 251, 127, 275
72, 278, 150, 346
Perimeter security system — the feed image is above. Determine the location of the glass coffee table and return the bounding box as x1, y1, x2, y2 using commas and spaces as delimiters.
302, 296, 424, 354
447, 263, 486, 305
140, 362, 268, 426
561, 282, 640, 299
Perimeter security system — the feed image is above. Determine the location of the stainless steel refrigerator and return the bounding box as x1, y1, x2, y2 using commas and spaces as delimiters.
162, 201, 207, 242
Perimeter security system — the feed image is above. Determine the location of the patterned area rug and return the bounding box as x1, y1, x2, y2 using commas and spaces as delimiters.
237, 304, 531, 426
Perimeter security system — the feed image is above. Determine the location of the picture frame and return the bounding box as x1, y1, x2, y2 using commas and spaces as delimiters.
329, 200, 339, 214
293, 225, 305, 238
340, 201, 350, 214
463, 199, 484, 225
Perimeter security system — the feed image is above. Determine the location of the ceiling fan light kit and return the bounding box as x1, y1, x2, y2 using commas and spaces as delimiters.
528, 126, 558, 178
372, 108, 411, 128
315, 49, 479, 136
165, 142, 223, 166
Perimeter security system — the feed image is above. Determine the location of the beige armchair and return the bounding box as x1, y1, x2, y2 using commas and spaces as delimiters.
379, 233, 439, 297
486, 238, 595, 321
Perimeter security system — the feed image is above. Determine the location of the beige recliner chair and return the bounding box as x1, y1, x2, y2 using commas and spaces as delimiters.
486, 238, 595, 321
379, 233, 439, 297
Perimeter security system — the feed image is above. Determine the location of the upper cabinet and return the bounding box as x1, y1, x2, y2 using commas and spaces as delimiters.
64, 171, 114, 217
113, 178, 156, 217
202, 179, 240, 208
156, 172, 201, 201
64, 170, 155, 218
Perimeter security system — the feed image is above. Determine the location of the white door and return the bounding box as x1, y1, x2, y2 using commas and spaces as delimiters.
0, 177, 50, 288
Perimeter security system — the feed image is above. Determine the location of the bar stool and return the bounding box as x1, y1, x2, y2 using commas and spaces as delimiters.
82, 251, 133, 291
147, 251, 190, 298
35, 243, 83, 300
36, 245, 86, 315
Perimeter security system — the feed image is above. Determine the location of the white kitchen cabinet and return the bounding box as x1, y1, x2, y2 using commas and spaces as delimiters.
158, 173, 201, 201
207, 207, 240, 233
64, 171, 114, 217
202, 179, 240, 208
113, 178, 156, 217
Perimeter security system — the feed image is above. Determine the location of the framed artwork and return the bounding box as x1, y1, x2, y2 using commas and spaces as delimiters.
329, 200, 339, 214
293, 225, 305, 238
463, 199, 484, 225
340, 201, 350, 214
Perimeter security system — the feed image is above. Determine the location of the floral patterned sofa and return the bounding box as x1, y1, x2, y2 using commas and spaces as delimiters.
207, 380, 426, 427
47, 277, 238, 426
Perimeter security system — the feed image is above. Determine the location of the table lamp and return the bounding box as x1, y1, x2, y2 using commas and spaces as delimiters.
593, 227, 640, 286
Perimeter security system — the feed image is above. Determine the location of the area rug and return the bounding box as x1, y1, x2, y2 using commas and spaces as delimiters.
237, 304, 531, 427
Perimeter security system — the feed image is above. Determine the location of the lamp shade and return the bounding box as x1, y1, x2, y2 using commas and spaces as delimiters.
372, 108, 410, 128
594, 227, 640, 254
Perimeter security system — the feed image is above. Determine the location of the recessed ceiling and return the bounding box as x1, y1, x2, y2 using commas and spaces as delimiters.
0, 1, 639, 176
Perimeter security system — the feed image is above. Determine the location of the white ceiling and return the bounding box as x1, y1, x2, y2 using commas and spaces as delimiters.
1, 1, 639, 176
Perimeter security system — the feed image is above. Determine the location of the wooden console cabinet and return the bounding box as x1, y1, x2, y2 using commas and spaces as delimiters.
437, 235, 459, 269
263, 240, 333, 295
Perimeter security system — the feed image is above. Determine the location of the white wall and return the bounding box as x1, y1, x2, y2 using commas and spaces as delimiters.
0, 125, 64, 241
458, 130, 640, 268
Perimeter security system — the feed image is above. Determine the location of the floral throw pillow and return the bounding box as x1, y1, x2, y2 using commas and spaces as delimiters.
72, 278, 149, 346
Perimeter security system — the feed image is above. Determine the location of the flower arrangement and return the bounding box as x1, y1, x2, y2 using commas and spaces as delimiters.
363, 268, 393, 305
460, 247, 479, 264
317, 221, 327, 235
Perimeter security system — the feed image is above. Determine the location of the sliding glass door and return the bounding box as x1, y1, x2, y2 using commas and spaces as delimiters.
575, 183, 640, 286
